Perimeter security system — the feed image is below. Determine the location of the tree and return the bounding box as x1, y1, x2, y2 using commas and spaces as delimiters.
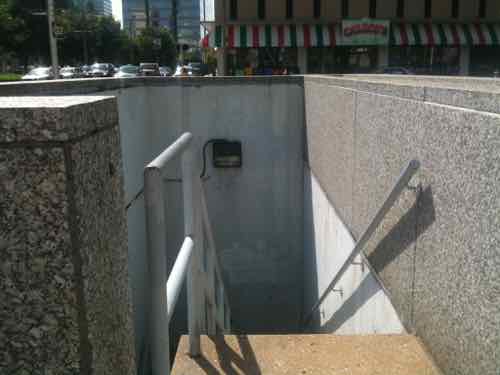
136, 27, 176, 67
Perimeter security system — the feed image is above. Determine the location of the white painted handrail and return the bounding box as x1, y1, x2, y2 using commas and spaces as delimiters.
166, 236, 194, 322
144, 132, 231, 375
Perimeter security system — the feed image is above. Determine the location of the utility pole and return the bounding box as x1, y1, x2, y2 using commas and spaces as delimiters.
47, 0, 59, 78
145, 0, 150, 27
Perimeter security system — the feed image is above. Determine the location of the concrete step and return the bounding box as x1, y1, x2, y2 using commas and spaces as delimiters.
171, 334, 441, 375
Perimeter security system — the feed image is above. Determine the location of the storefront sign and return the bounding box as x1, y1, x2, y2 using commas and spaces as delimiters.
342, 19, 390, 46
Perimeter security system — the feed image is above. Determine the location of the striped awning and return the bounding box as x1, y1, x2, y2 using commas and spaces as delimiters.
202, 24, 341, 48
391, 23, 500, 46
202, 23, 500, 48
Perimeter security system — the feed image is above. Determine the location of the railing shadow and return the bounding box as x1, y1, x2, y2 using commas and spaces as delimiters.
322, 185, 436, 332
193, 335, 262, 375
321, 273, 380, 332
367, 185, 436, 273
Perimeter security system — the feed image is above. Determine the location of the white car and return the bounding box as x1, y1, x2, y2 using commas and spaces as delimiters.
22, 67, 54, 81
114, 65, 139, 78
173, 65, 192, 77
60, 66, 81, 79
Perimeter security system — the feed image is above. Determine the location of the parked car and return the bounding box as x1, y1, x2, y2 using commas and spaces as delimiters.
114, 65, 139, 78
60, 66, 82, 79
159, 66, 172, 77
173, 65, 192, 77
90, 63, 115, 77
22, 67, 54, 81
139, 63, 161, 76
80, 65, 92, 77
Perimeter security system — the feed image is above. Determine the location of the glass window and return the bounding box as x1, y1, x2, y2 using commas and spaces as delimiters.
314, 0, 321, 18
286, 0, 293, 19
425, 0, 432, 18
258, 0, 266, 19
389, 46, 460, 75
369, 0, 377, 18
452, 0, 459, 18
342, 0, 349, 18
226, 48, 298, 76
397, 0, 404, 18
230, 0, 237, 20
478, 0, 486, 18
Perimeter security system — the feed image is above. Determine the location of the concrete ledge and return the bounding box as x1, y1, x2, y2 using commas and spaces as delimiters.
0, 96, 117, 143
0, 75, 304, 96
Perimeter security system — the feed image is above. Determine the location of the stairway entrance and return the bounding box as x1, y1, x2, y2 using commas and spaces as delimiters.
172, 334, 441, 375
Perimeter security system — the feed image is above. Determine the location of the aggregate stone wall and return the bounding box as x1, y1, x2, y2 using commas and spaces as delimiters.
0, 97, 136, 375
304, 76, 500, 375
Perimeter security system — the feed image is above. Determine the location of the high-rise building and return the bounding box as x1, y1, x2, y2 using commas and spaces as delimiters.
123, 0, 200, 44
92, 0, 113, 16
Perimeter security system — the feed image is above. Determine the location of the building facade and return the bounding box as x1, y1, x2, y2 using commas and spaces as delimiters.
123, 0, 200, 44
93, 0, 113, 16
202, 0, 500, 76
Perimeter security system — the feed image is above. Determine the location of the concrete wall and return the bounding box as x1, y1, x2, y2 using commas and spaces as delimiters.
303, 167, 405, 334
0, 96, 136, 375
145, 79, 305, 333
303, 75, 500, 375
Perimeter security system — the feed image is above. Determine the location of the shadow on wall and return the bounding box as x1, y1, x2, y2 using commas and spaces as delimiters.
366, 185, 436, 331
194, 335, 262, 375
367, 186, 436, 274
304, 167, 437, 332
322, 273, 380, 332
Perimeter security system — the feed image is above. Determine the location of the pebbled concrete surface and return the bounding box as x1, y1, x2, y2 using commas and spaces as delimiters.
172, 334, 442, 375
304, 77, 500, 375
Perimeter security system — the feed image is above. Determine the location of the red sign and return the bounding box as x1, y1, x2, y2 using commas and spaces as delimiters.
343, 23, 388, 37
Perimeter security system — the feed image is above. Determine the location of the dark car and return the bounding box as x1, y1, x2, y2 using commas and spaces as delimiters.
90, 63, 115, 77
139, 63, 161, 76
376, 66, 413, 75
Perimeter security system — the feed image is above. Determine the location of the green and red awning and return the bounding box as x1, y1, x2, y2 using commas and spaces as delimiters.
391, 23, 500, 46
202, 24, 341, 48
202, 23, 500, 48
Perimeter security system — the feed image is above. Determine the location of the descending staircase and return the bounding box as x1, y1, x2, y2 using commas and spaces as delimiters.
172, 334, 441, 375
146, 135, 439, 375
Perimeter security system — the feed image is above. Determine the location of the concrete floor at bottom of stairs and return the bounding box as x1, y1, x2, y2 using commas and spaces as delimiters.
171, 334, 442, 375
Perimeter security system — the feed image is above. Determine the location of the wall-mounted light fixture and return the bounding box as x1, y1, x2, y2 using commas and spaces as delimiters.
212, 140, 242, 168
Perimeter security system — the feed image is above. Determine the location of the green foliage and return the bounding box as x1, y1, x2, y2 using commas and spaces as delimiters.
0, 1, 178, 70
0, 72, 21, 81
135, 27, 176, 67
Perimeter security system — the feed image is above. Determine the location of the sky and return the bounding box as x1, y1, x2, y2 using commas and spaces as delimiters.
112, 0, 123, 25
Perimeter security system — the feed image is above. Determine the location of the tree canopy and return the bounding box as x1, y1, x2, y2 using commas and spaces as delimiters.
0, 0, 178, 70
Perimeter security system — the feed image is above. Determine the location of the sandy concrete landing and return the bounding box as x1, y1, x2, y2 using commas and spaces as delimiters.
171, 334, 441, 375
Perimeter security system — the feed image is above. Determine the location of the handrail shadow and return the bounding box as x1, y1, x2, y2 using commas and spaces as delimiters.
193, 335, 262, 375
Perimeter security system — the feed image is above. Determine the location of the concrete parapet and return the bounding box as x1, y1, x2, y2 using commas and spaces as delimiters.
0, 96, 136, 374
304, 75, 500, 375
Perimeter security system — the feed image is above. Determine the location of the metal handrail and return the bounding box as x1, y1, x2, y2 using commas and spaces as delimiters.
166, 236, 194, 322
144, 132, 231, 375
303, 160, 420, 327
145, 133, 197, 375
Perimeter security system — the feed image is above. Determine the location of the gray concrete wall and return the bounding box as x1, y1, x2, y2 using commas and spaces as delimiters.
0, 96, 136, 375
145, 80, 305, 333
303, 75, 500, 375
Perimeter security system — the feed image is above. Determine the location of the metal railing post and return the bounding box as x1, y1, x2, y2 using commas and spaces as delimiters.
182, 144, 201, 356
144, 166, 170, 375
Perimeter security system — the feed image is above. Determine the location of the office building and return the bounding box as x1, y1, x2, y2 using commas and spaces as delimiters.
123, 0, 200, 44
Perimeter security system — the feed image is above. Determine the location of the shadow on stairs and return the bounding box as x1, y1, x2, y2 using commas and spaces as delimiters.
171, 334, 442, 375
